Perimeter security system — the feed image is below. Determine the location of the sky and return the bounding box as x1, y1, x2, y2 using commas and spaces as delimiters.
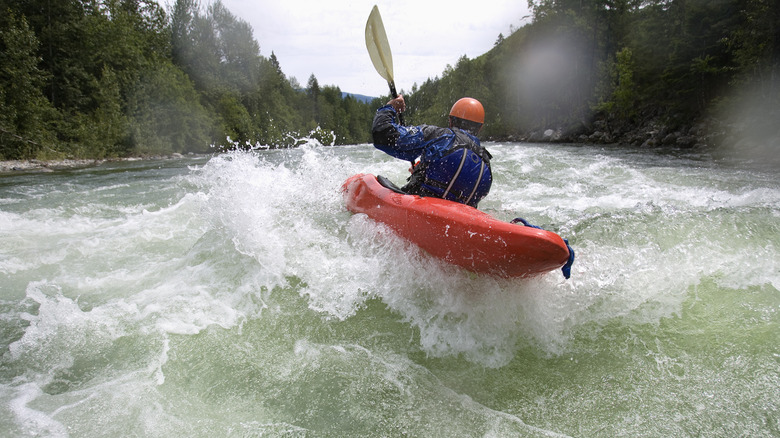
220, 0, 532, 97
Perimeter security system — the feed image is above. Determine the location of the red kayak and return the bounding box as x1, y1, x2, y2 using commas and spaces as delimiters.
341, 173, 574, 278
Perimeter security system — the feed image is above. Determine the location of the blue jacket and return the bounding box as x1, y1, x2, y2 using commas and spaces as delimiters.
372, 105, 492, 207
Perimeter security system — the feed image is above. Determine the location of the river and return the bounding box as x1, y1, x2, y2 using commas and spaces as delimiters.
1, 142, 778, 437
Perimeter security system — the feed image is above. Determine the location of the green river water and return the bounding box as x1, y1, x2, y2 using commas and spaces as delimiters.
0, 142, 778, 437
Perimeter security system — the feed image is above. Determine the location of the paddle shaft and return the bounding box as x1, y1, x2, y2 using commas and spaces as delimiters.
387, 82, 405, 125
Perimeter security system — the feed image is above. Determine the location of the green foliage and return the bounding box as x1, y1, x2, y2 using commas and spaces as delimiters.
127, 61, 213, 155
407, 0, 777, 139
596, 47, 638, 120
0, 0, 375, 160
78, 65, 130, 158
0, 10, 58, 159
2, 0, 775, 160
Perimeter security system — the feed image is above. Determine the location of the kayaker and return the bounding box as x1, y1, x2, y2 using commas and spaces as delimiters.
371, 95, 492, 208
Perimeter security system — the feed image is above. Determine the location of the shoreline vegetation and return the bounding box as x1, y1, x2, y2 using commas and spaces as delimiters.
0, 158, 111, 173
0, 153, 204, 174
1, 0, 777, 164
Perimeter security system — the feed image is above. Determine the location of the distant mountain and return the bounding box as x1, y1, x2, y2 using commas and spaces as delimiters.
342, 92, 376, 104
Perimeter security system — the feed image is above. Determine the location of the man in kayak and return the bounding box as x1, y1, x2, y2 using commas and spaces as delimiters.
371, 95, 492, 208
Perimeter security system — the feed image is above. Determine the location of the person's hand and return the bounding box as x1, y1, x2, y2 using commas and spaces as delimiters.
386, 95, 406, 113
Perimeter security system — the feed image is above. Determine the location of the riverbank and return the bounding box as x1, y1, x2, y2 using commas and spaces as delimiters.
0, 159, 113, 173
492, 114, 779, 169
494, 116, 718, 149
0, 153, 199, 174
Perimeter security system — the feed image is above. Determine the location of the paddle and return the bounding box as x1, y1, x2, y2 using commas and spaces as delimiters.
365, 5, 405, 125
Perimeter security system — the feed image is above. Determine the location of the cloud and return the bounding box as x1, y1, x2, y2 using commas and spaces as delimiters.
220, 0, 530, 96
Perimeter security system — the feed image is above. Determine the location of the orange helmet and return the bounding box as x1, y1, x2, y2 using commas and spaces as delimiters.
449, 97, 485, 124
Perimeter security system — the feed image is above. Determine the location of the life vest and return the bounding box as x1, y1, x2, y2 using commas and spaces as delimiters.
405, 129, 492, 207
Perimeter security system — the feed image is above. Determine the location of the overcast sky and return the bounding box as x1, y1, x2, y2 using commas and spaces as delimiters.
220, 0, 531, 97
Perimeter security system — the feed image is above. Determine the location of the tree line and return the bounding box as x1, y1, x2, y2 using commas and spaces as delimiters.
0, 0, 376, 160
2, 0, 778, 161
403, 0, 779, 148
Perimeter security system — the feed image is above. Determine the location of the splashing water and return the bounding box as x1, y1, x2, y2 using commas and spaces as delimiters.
0, 142, 778, 436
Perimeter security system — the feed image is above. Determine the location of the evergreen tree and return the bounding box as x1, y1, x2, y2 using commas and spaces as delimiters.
307, 74, 321, 126
127, 61, 213, 154
0, 11, 57, 159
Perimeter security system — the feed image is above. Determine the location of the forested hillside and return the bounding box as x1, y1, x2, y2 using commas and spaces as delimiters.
1, 0, 778, 161
404, 0, 778, 153
0, 0, 376, 160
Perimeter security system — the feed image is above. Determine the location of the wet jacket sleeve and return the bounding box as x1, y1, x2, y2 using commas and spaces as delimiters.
372, 105, 448, 163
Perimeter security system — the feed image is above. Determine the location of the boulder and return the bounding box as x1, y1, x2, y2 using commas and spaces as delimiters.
676, 135, 697, 148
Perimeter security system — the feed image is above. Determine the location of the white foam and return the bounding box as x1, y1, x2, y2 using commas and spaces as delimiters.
7, 382, 69, 437
4, 144, 778, 385
182, 144, 780, 366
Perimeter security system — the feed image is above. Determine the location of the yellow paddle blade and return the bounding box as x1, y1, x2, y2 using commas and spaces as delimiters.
365, 5, 394, 83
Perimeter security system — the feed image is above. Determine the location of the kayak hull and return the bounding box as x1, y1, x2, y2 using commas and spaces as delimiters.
341, 173, 571, 278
